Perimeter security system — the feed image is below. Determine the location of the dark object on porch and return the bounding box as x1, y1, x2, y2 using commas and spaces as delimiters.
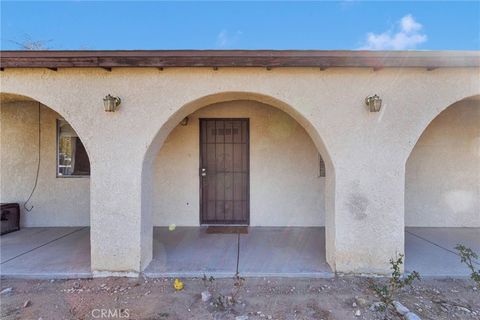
205, 226, 248, 234
1, 203, 20, 235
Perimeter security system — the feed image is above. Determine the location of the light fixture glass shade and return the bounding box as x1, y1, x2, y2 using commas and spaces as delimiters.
103, 94, 121, 112
366, 94, 382, 112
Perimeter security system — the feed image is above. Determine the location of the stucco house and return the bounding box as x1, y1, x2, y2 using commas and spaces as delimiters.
0, 50, 479, 278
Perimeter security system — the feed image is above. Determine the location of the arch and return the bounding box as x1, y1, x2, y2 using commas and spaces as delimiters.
142, 91, 334, 171
404, 94, 480, 275
140, 91, 337, 270
0, 92, 93, 159
405, 94, 480, 225
0, 92, 92, 221
0, 91, 92, 276
405, 93, 480, 158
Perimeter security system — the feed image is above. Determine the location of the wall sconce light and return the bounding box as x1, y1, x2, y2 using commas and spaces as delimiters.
365, 94, 382, 112
103, 94, 121, 112
180, 117, 189, 126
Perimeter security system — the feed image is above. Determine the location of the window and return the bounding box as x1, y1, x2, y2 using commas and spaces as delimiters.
57, 119, 90, 176
318, 153, 326, 177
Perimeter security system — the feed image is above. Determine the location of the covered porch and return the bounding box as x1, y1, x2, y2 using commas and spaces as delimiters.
1, 63, 478, 276
1, 227, 478, 278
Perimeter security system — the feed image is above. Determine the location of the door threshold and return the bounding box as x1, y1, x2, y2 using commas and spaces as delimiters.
201, 224, 249, 227
205, 226, 249, 234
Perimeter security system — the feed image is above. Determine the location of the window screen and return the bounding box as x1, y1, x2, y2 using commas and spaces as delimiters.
57, 119, 90, 176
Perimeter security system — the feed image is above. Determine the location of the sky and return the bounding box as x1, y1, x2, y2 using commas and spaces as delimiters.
1, 1, 479, 51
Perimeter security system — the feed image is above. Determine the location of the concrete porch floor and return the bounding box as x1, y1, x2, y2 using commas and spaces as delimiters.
144, 227, 333, 277
0, 227, 91, 278
0, 227, 478, 279
405, 227, 480, 277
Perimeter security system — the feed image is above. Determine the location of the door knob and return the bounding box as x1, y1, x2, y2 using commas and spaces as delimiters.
201, 168, 207, 176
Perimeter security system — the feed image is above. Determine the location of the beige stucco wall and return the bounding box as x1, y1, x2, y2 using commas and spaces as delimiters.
0, 101, 90, 226
154, 100, 325, 227
406, 98, 480, 227
1, 66, 479, 275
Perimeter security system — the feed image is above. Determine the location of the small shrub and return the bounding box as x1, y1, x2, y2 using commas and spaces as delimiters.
370, 253, 421, 310
202, 274, 215, 289
455, 244, 480, 286
204, 274, 246, 311
212, 294, 234, 311
232, 274, 246, 301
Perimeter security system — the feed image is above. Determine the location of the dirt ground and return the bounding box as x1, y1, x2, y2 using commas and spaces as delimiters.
0, 276, 478, 320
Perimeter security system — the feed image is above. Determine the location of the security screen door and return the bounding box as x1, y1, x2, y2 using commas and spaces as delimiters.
200, 119, 250, 225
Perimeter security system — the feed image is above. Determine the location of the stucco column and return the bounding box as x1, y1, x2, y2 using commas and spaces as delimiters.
90, 151, 152, 276
326, 156, 405, 274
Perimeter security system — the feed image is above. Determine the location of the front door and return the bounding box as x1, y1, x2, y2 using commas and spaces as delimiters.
200, 118, 250, 225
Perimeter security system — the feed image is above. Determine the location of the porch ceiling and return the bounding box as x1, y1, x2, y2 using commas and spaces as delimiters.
1, 50, 479, 69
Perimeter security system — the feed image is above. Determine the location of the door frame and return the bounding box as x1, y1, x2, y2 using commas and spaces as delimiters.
199, 118, 250, 226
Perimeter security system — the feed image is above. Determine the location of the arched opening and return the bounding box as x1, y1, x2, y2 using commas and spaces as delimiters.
0, 93, 91, 277
405, 95, 480, 276
141, 92, 335, 276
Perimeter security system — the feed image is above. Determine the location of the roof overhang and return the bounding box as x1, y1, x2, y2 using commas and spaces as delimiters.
1, 50, 479, 70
